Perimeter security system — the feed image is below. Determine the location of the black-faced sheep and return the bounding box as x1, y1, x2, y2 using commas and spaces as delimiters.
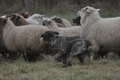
41, 31, 92, 67
42, 18, 82, 37
0, 18, 49, 62
51, 15, 72, 27
72, 16, 81, 25
19, 11, 29, 18
7, 13, 29, 26
77, 6, 120, 59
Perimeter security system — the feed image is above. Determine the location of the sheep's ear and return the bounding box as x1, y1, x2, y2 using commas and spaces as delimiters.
2, 18, 7, 24
54, 32, 59, 35
7, 16, 13, 20
25, 11, 29, 14
96, 9, 100, 12
86, 9, 90, 13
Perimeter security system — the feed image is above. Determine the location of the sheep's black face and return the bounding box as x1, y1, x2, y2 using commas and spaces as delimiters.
41, 31, 59, 42
72, 16, 81, 25
20, 12, 29, 18
52, 18, 63, 23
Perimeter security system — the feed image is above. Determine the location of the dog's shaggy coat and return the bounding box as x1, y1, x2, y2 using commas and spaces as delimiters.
41, 31, 92, 67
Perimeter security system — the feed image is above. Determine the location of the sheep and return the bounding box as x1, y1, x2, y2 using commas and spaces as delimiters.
42, 18, 82, 37
72, 16, 81, 25
26, 14, 45, 25
41, 31, 92, 67
7, 13, 29, 26
0, 30, 20, 61
0, 18, 49, 62
77, 6, 120, 59
19, 11, 29, 18
51, 15, 72, 27
7, 13, 44, 26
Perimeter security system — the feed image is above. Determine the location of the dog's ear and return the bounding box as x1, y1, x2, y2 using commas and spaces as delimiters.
54, 31, 59, 35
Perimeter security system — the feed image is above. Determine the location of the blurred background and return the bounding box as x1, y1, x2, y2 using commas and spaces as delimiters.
0, 0, 120, 13
0, 0, 120, 22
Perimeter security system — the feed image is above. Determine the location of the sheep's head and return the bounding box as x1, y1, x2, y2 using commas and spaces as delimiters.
42, 18, 52, 26
41, 31, 59, 42
51, 15, 63, 23
77, 6, 100, 17
30, 14, 45, 24
19, 11, 29, 18
77, 6, 100, 24
6, 13, 28, 26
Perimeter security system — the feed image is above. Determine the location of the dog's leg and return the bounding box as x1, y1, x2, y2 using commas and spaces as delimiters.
53, 52, 63, 60
77, 53, 86, 65
62, 53, 73, 68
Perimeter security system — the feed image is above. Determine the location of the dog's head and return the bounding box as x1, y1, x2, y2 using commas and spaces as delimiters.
41, 31, 59, 42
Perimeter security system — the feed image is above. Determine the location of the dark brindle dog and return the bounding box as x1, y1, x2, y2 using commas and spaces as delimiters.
41, 31, 92, 67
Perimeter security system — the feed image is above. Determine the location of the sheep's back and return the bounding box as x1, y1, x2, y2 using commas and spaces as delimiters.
4, 25, 49, 53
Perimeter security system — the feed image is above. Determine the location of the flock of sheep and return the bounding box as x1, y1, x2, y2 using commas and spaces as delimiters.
0, 6, 120, 67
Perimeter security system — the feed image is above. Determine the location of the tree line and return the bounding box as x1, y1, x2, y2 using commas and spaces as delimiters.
0, 0, 119, 13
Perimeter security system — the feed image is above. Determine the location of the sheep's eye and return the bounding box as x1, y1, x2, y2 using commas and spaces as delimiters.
85, 7, 88, 11
35, 17, 37, 18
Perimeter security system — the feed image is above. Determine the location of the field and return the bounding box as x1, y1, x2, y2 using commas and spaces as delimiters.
0, 12, 120, 80
0, 53, 120, 80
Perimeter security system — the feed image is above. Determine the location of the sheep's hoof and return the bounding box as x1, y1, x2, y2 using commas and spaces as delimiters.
62, 64, 72, 68
62, 65, 67, 68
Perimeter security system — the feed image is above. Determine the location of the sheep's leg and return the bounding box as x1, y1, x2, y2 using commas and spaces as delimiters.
115, 51, 120, 58
22, 53, 28, 61
0, 52, 7, 58
87, 38, 100, 60
26, 52, 40, 62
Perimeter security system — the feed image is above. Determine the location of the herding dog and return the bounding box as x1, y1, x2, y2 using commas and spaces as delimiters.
41, 31, 92, 67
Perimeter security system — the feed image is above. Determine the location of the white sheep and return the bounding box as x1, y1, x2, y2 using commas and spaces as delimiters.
26, 14, 45, 25
43, 18, 82, 37
77, 6, 120, 59
0, 18, 49, 61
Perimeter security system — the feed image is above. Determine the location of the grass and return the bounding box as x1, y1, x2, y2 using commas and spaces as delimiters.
0, 53, 120, 80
